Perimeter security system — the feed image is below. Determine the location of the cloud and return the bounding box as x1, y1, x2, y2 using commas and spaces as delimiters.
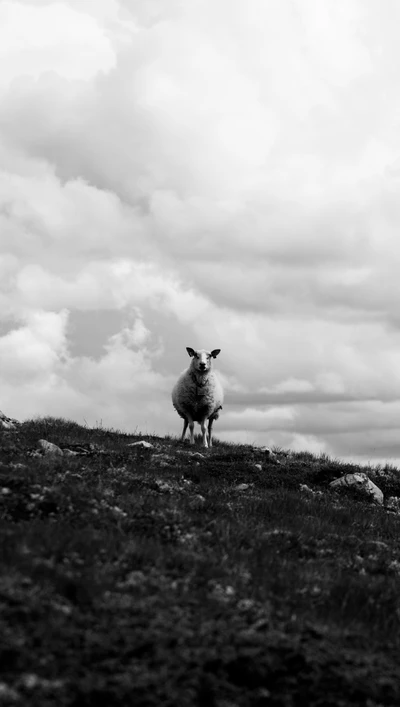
2, 0, 400, 464
0, 1, 115, 84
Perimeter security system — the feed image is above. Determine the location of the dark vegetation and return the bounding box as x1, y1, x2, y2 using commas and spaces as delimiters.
1, 417, 400, 705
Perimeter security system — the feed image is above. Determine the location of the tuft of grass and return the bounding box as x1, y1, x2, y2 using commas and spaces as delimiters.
1, 416, 400, 706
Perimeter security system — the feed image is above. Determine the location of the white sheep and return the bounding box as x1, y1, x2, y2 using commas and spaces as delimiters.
172, 347, 224, 448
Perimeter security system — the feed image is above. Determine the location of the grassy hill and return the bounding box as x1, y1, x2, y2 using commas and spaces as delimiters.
1, 417, 400, 706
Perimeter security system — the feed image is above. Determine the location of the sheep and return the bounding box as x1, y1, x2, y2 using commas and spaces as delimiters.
172, 347, 224, 448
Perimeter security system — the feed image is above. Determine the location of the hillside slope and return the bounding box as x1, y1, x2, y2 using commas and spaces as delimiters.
1, 417, 400, 706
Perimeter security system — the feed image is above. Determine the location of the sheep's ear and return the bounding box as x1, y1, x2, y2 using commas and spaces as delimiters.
186, 347, 196, 357
211, 349, 221, 358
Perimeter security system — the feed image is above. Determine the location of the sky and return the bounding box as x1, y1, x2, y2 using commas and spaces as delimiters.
2, 0, 400, 465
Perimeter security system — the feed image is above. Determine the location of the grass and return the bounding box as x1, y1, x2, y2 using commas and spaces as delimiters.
1, 417, 400, 705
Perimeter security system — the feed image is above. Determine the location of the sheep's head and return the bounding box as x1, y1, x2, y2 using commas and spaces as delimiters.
186, 347, 221, 374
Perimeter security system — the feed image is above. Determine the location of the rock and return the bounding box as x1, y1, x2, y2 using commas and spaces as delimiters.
151, 453, 174, 467
254, 463, 262, 471
188, 452, 206, 460
127, 441, 154, 449
260, 446, 274, 456
300, 484, 323, 496
151, 479, 174, 493
259, 447, 280, 464
59, 443, 98, 456
0, 410, 19, 430
329, 473, 383, 505
37, 440, 64, 456
234, 483, 253, 491
385, 496, 400, 513
208, 581, 236, 602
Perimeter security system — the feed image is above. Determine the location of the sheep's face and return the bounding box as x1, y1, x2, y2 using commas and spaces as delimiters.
186, 347, 221, 374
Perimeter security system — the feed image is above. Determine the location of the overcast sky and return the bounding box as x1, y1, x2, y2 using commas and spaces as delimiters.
2, 0, 400, 464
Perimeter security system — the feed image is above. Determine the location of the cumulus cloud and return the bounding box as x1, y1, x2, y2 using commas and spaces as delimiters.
2, 0, 400, 464
0, 1, 115, 84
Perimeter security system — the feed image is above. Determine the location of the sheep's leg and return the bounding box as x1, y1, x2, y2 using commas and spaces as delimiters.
184, 413, 195, 444
207, 417, 214, 448
200, 418, 209, 448
181, 418, 189, 443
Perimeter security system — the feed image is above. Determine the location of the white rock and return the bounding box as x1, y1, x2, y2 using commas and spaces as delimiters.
254, 463, 262, 471
260, 446, 278, 457
151, 453, 174, 467
235, 483, 252, 491
38, 440, 64, 456
0, 420, 15, 430
385, 496, 400, 513
0, 410, 19, 430
300, 484, 323, 496
127, 441, 154, 449
152, 479, 173, 493
259, 447, 280, 464
329, 473, 383, 505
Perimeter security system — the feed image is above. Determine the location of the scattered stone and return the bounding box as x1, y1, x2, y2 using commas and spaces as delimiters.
237, 598, 256, 612
254, 463, 263, 471
38, 440, 64, 456
234, 483, 253, 491
110, 505, 127, 518
208, 581, 236, 603
388, 559, 400, 574
188, 452, 206, 460
385, 496, 400, 513
59, 443, 99, 456
127, 441, 154, 449
151, 479, 174, 493
260, 446, 274, 457
300, 484, 323, 496
180, 478, 193, 488
0, 410, 19, 430
62, 449, 79, 457
151, 453, 174, 467
259, 447, 280, 464
329, 473, 384, 505
157, 480, 174, 493
63, 472, 84, 481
